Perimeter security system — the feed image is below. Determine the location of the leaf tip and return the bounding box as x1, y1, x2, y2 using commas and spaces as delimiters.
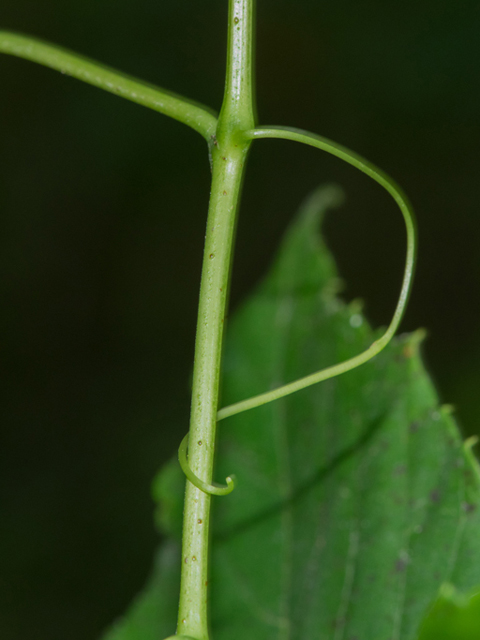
441, 403, 455, 416
304, 183, 345, 215
296, 184, 345, 235
348, 297, 365, 313
400, 328, 427, 359
464, 435, 479, 453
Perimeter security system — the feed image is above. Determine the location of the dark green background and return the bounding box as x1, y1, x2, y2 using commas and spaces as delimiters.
1, 1, 479, 638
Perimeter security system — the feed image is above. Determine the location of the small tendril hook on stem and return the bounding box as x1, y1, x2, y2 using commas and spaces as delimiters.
178, 433, 236, 496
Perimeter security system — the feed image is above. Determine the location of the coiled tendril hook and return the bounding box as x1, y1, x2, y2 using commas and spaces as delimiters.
178, 433, 236, 496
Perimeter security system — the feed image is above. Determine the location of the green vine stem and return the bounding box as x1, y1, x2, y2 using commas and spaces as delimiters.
0, 31, 217, 140
0, 3, 418, 639
175, 1, 256, 638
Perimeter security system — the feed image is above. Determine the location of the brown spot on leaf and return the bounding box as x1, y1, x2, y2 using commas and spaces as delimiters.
332, 617, 346, 629
409, 421, 420, 433
395, 558, 408, 572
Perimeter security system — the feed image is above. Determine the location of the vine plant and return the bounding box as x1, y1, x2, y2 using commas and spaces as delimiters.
0, 2, 417, 639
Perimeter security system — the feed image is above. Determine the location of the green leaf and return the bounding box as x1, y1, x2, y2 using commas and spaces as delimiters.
152, 455, 185, 541
101, 186, 480, 640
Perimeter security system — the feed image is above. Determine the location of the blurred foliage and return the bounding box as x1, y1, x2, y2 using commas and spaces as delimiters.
1, 0, 479, 638
418, 586, 480, 640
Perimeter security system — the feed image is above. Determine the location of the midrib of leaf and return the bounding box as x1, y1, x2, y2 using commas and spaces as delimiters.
333, 530, 360, 640
302, 385, 362, 640
298, 385, 339, 639
272, 295, 295, 640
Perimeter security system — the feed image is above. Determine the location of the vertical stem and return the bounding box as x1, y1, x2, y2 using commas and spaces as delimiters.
176, 2, 256, 639
217, 0, 256, 136
175, 149, 247, 640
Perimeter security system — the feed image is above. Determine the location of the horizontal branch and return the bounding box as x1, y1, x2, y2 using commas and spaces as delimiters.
0, 31, 218, 140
